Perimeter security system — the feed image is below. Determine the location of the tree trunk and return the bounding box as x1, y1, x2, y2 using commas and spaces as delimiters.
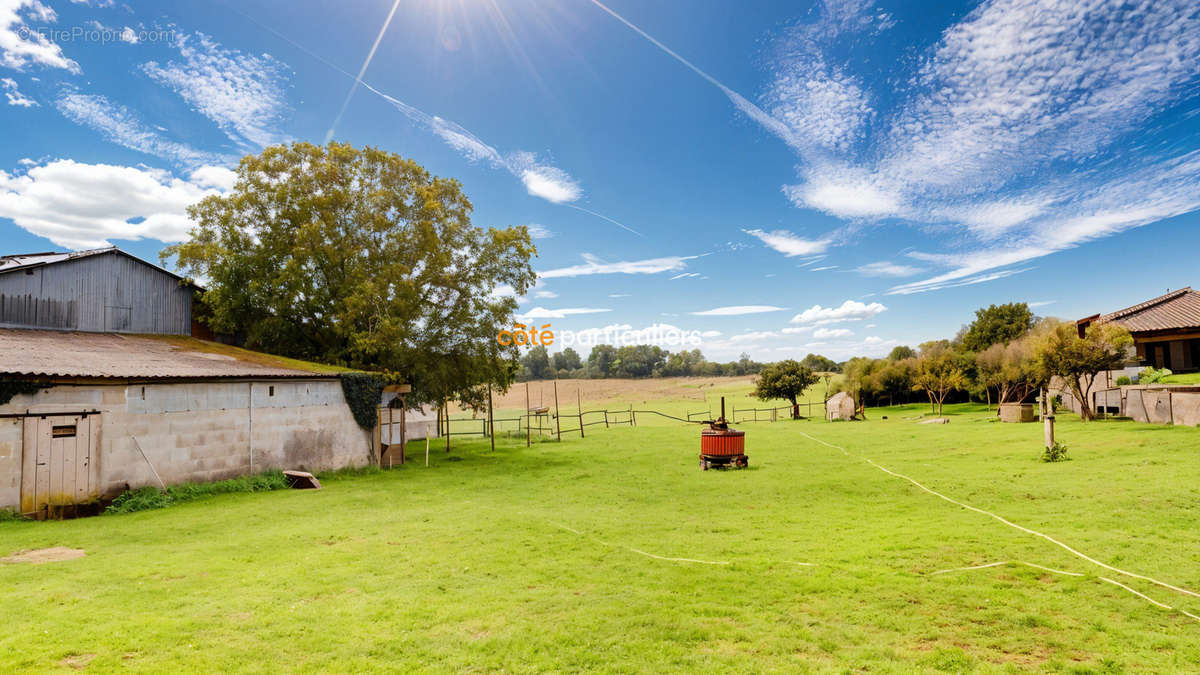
792, 400, 800, 420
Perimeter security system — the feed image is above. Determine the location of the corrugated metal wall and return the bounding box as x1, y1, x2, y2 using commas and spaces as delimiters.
0, 253, 192, 334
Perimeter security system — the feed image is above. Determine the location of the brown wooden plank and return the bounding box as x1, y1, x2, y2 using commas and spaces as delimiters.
35, 417, 51, 514
61, 417, 77, 507
20, 418, 37, 515
49, 428, 65, 507
75, 416, 91, 503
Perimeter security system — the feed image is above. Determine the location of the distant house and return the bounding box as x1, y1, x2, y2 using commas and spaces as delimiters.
0, 248, 380, 518
1077, 287, 1200, 373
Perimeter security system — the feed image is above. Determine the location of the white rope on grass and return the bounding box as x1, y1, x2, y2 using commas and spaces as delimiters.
798, 430, 1200, 601
930, 561, 1010, 575
550, 522, 730, 566
931, 560, 1200, 623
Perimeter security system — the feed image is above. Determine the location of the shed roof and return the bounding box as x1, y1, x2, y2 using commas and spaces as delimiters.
0, 328, 355, 380
0, 246, 199, 288
1088, 287, 1200, 334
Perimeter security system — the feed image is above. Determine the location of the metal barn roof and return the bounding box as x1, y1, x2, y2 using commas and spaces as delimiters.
0, 246, 196, 286
1090, 287, 1200, 334
0, 328, 347, 380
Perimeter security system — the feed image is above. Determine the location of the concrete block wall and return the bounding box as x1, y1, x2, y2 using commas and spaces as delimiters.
0, 379, 371, 509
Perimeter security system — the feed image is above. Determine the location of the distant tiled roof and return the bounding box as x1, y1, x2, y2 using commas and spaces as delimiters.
1093, 287, 1200, 333
0, 328, 345, 380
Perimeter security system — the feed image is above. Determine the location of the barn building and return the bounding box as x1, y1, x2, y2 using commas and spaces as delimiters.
1077, 287, 1200, 372
0, 247, 378, 518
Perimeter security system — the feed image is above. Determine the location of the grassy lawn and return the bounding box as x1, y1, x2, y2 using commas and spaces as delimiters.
3, 394, 1199, 671
1161, 372, 1200, 385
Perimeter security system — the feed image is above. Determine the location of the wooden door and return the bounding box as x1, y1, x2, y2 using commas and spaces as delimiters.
20, 414, 100, 519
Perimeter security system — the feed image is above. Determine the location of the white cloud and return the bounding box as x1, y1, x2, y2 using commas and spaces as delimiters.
524, 224, 552, 239
813, 327, 853, 339
56, 93, 230, 166
509, 152, 582, 204
760, 0, 1200, 292
539, 253, 697, 279
0, 0, 79, 72
691, 305, 786, 316
855, 261, 922, 277
608, 293, 631, 298
142, 33, 290, 148
1, 76, 34, 106
368, 85, 594, 210
518, 307, 611, 319
810, 265, 837, 272
1028, 300, 1056, 308
533, 289, 558, 299
767, 55, 872, 151
670, 272, 700, 280
743, 228, 831, 257
790, 300, 886, 325
188, 165, 236, 191
0, 159, 230, 249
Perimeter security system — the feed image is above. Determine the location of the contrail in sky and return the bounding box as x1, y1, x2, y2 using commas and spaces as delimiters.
586, 0, 799, 150
325, 0, 403, 143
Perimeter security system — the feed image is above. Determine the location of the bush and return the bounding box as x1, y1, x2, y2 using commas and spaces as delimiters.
1042, 441, 1069, 463
0, 507, 27, 523
1138, 367, 1172, 384
105, 471, 290, 515
1115, 376, 1132, 386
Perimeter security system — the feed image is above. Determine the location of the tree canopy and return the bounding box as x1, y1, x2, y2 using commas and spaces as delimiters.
753, 360, 820, 418
961, 303, 1035, 352
800, 353, 840, 373
1035, 321, 1132, 420
166, 142, 537, 407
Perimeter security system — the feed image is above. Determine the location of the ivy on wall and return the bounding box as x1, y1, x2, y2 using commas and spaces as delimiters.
0, 379, 48, 407
339, 373, 385, 430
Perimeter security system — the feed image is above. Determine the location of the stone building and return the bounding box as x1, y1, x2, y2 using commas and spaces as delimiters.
0, 248, 375, 518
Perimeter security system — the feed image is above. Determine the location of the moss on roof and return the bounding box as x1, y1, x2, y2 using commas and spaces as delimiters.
143, 335, 363, 375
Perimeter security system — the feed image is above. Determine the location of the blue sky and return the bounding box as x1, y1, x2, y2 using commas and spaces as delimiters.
1, 0, 1198, 361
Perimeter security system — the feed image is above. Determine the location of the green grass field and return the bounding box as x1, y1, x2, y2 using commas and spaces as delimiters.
3, 388, 1200, 672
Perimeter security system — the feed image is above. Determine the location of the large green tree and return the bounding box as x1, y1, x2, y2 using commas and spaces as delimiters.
166, 142, 537, 407
800, 353, 839, 373
1035, 321, 1132, 421
552, 347, 582, 373
961, 302, 1035, 352
587, 344, 618, 378
912, 343, 967, 415
753, 360, 820, 419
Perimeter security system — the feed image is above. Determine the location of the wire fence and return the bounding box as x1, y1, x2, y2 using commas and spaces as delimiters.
431, 399, 828, 444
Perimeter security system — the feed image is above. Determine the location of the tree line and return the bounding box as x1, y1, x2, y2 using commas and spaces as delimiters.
517, 345, 841, 381
834, 303, 1132, 420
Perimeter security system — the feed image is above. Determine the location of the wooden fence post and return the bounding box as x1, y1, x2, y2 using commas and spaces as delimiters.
577, 388, 584, 438
488, 384, 495, 452
444, 399, 450, 453
525, 382, 531, 448
604, 411, 609, 428
554, 380, 562, 442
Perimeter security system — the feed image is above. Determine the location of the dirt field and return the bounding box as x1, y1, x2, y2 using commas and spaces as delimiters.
489, 376, 757, 411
